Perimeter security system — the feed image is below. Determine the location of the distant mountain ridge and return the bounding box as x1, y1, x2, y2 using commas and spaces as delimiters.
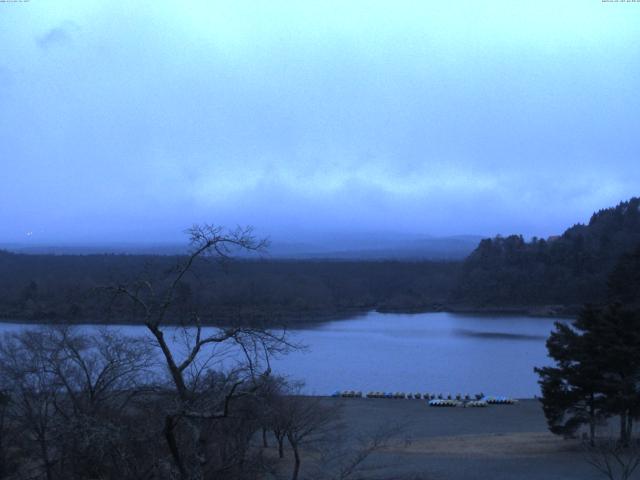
268, 235, 483, 260
2, 235, 483, 260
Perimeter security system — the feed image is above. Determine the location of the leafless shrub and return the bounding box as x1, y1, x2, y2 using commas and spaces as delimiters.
0, 326, 157, 480
585, 438, 640, 480
310, 419, 411, 480
280, 394, 339, 480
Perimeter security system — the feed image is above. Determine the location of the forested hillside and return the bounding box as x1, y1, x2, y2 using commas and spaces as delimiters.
454, 197, 640, 308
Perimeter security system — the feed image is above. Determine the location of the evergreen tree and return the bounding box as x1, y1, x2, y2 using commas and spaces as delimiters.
535, 307, 606, 445
591, 305, 640, 446
536, 304, 640, 445
608, 244, 640, 308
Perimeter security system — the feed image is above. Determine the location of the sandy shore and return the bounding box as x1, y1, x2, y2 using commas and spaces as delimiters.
270, 398, 603, 480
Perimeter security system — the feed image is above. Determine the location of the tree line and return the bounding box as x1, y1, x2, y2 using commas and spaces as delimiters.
455, 197, 640, 309
0, 197, 639, 324
0, 251, 458, 325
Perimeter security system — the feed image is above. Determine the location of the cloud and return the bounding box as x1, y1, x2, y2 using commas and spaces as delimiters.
36, 21, 79, 49
0, 2, 637, 244
0, 66, 12, 87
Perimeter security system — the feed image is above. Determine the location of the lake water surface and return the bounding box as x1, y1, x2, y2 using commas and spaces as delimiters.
0, 311, 564, 398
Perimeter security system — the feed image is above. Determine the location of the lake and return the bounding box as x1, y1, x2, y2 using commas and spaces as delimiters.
0, 311, 564, 398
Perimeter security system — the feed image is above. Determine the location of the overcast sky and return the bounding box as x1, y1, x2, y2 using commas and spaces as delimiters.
1, 1, 639, 245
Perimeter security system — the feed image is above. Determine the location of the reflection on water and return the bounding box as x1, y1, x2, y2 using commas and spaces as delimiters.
0, 311, 566, 398
453, 329, 547, 340
270, 311, 565, 398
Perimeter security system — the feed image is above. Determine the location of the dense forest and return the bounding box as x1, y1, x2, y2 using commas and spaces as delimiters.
0, 252, 459, 324
1, 197, 639, 324
454, 197, 640, 311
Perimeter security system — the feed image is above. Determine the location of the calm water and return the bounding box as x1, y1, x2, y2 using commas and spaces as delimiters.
0, 312, 564, 398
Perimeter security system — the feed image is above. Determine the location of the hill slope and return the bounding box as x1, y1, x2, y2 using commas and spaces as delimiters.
453, 197, 640, 309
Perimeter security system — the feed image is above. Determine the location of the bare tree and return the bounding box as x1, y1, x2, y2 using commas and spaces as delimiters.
109, 225, 294, 480
321, 422, 410, 480
0, 326, 157, 480
0, 387, 18, 478
281, 395, 338, 480
585, 439, 640, 480
0, 329, 61, 480
48, 327, 156, 479
46, 326, 155, 414
266, 389, 407, 480
0, 226, 295, 480
267, 387, 294, 459
255, 374, 289, 451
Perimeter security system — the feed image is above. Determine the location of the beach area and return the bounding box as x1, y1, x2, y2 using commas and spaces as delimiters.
270, 398, 605, 480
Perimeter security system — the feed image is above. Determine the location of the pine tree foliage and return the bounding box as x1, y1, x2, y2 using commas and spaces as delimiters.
536, 304, 640, 445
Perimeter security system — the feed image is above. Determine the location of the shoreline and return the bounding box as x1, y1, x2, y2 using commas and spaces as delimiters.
0, 304, 577, 326
298, 397, 594, 480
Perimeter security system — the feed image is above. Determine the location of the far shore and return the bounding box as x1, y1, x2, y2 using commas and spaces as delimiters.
0, 304, 577, 327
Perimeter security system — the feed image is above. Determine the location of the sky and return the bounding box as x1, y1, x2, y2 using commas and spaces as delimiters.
1, 1, 639, 246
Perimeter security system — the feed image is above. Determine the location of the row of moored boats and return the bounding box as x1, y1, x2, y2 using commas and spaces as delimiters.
333, 391, 517, 406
